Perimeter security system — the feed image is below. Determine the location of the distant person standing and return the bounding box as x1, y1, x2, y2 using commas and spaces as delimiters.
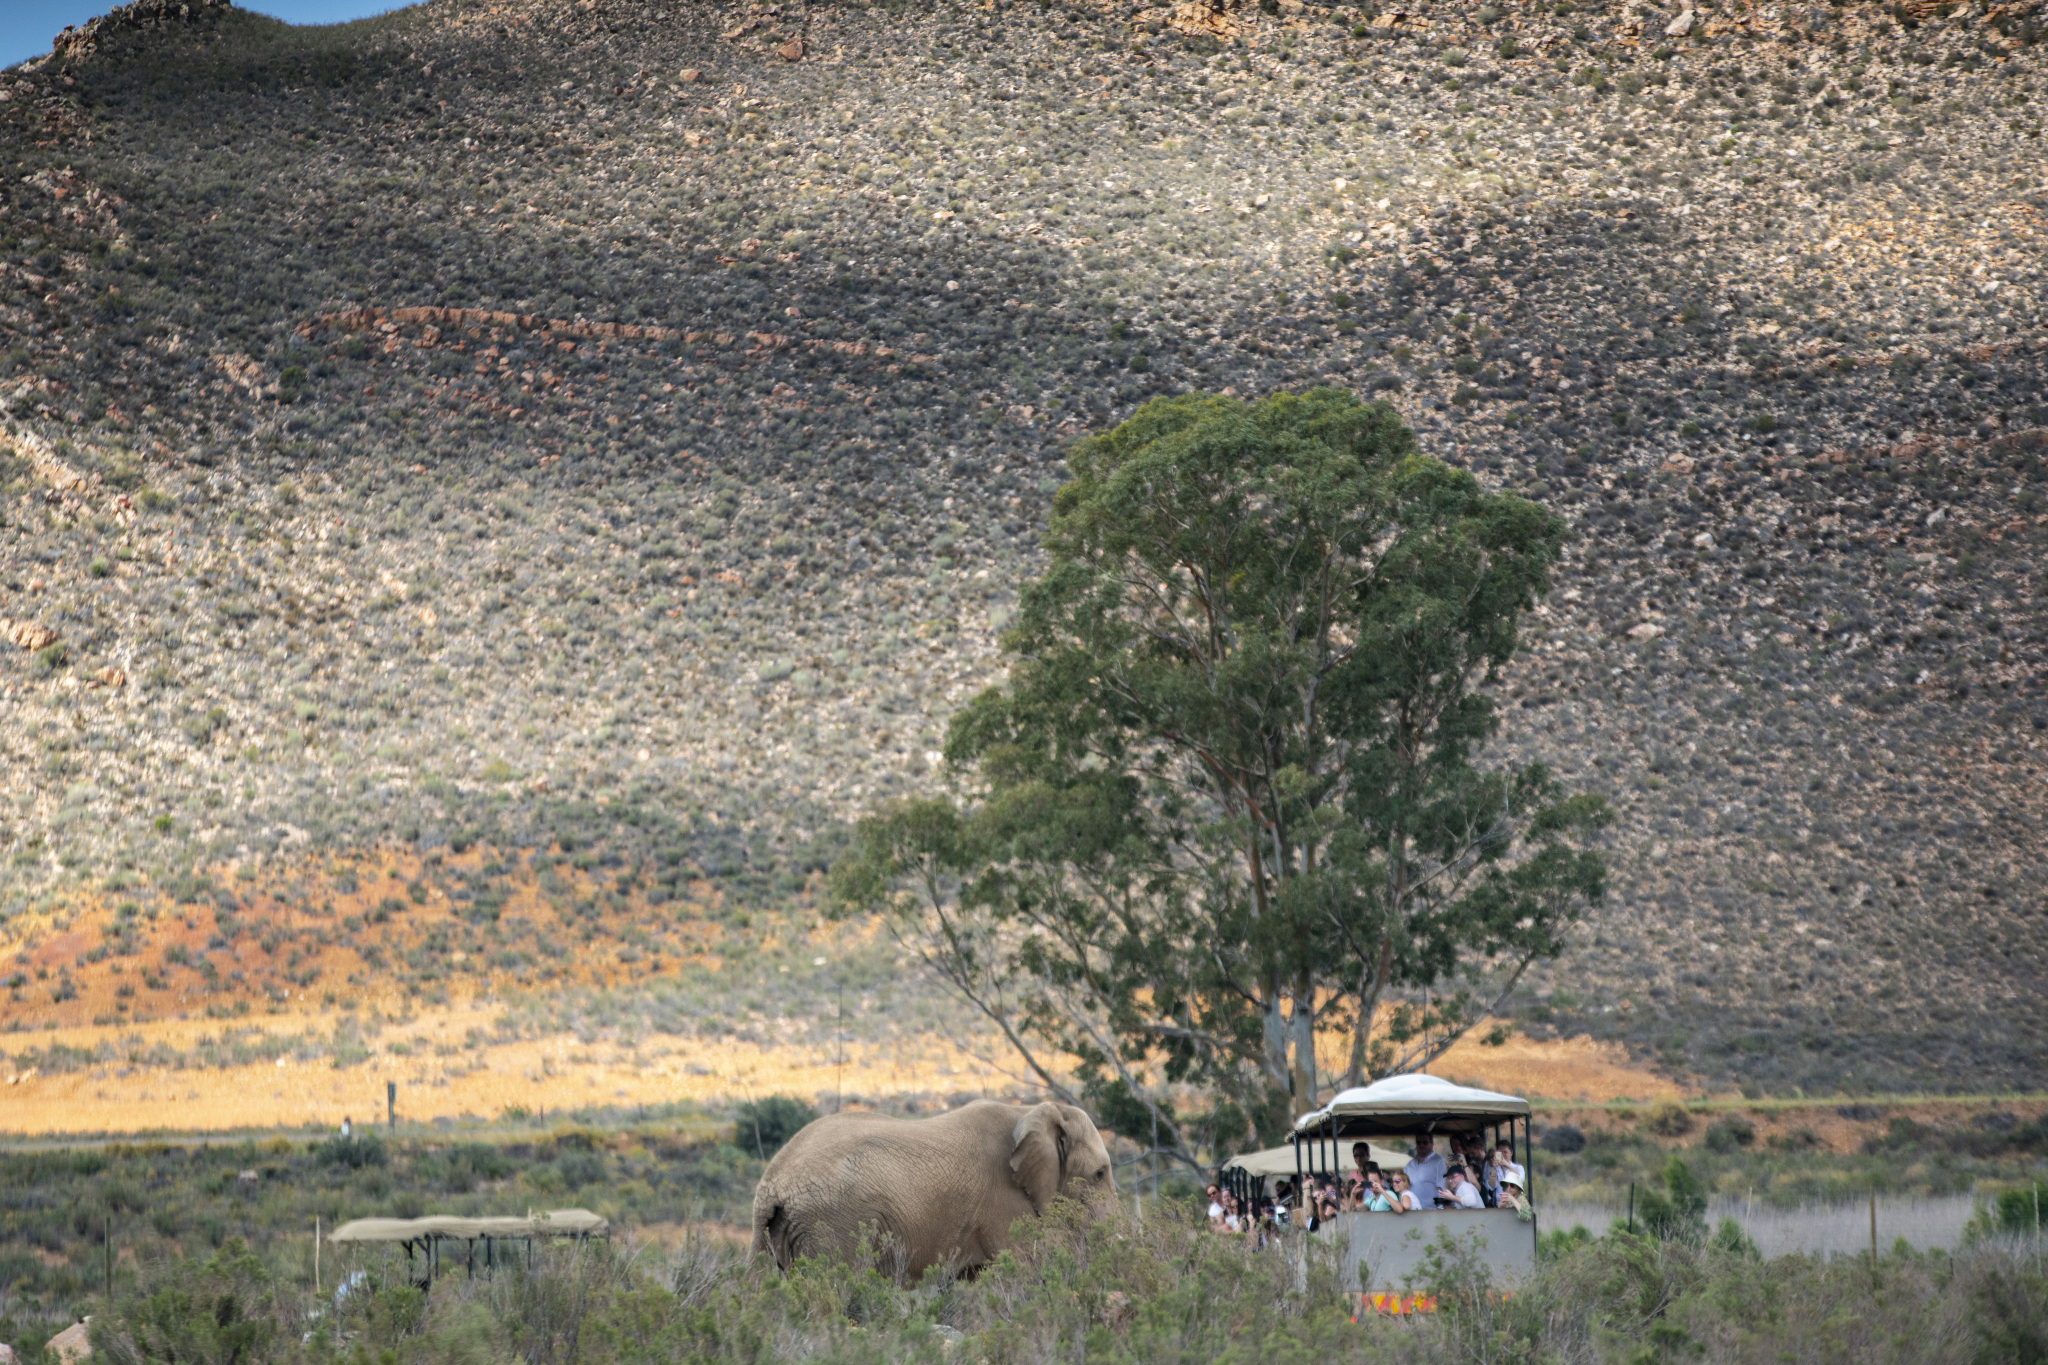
340, 1116, 352, 1138
1404, 1133, 1446, 1209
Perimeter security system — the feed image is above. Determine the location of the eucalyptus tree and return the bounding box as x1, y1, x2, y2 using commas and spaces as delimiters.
834, 388, 1608, 1158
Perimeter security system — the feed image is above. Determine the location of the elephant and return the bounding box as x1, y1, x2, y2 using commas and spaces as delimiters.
750, 1099, 1118, 1278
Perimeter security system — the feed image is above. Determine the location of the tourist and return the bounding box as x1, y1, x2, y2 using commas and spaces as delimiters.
1309, 1181, 1341, 1231
1487, 1141, 1525, 1198
1404, 1133, 1446, 1208
1441, 1165, 1485, 1210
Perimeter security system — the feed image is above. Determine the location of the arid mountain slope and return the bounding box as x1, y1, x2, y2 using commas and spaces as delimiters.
0, 0, 2043, 1096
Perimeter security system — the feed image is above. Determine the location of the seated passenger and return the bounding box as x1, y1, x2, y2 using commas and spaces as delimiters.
1486, 1142, 1525, 1204
1439, 1165, 1485, 1210
1205, 1183, 1224, 1224
1496, 1174, 1527, 1212
1389, 1170, 1422, 1212
1456, 1137, 1495, 1203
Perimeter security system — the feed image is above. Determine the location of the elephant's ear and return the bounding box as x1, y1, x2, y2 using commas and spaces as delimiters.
1009, 1102, 1068, 1212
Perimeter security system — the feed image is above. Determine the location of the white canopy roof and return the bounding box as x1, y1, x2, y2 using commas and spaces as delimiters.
1294, 1073, 1530, 1136
329, 1210, 608, 1243
1220, 1140, 1395, 1177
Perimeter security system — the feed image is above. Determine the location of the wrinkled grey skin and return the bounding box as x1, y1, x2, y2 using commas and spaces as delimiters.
750, 1100, 1117, 1278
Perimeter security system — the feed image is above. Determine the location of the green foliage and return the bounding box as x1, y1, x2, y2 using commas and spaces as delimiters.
731, 1096, 820, 1159
1702, 1115, 1755, 1152
314, 1134, 388, 1170
836, 389, 1606, 1150
1707, 1215, 1760, 1258
90, 1238, 279, 1365
1985, 1180, 2048, 1238
51, 1149, 2048, 1365
1635, 1156, 1709, 1245
1538, 1221, 1595, 1260
1644, 1101, 1695, 1137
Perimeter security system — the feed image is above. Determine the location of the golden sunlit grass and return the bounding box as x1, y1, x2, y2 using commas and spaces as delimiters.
2, 1017, 1695, 1138
2, 1011, 1013, 1136
1, 846, 1720, 1137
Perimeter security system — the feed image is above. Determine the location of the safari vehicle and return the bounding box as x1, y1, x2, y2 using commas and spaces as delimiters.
1290, 1074, 1538, 1307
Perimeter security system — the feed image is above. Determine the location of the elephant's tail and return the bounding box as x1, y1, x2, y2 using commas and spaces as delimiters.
751, 1182, 795, 1271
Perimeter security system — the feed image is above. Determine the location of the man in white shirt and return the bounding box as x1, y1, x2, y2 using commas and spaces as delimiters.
1444, 1166, 1485, 1209
1404, 1133, 1447, 1209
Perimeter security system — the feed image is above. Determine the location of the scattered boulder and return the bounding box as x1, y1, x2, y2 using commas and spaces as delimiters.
776, 38, 803, 61
45, 1321, 90, 1365
1, 619, 58, 653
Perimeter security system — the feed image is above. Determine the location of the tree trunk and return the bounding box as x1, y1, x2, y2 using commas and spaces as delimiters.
1288, 967, 1316, 1115
1344, 936, 1393, 1089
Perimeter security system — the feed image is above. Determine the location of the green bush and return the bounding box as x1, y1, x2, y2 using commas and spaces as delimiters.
732, 1096, 820, 1159
1635, 1155, 1709, 1244
1644, 1101, 1695, 1137
315, 1134, 388, 1170
1703, 1115, 1756, 1152
90, 1239, 279, 1365
1987, 1180, 2048, 1237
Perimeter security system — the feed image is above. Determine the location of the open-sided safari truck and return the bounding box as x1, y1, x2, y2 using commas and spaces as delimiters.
1291, 1074, 1538, 1306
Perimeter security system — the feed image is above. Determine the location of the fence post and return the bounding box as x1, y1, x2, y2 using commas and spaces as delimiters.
1869, 1189, 1878, 1279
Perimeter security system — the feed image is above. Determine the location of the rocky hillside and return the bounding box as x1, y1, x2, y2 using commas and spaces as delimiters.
0, 0, 2042, 1096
